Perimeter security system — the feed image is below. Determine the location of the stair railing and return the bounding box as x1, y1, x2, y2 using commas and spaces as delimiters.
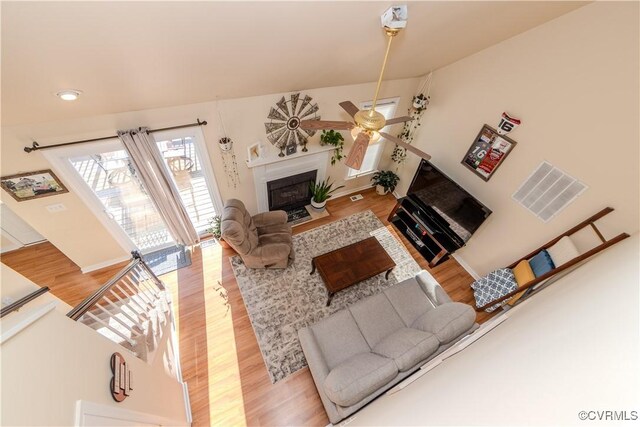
67, 251, 169, 360
0, 287, 50, 318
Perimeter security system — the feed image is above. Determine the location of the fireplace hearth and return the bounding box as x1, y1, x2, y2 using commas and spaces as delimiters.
267, 170, 317, 217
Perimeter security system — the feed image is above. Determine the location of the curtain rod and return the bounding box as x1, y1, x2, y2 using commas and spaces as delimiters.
24, 118, 208, 153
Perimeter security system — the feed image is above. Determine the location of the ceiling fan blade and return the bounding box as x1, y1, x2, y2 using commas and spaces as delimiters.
299, 120, 354, 131
379, 132, 431, 161
339, 101, 360, 118
385, 115, 414, 126
344, 132, 371, 170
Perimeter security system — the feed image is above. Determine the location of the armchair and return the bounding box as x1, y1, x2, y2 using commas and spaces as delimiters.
220, 199, 294, 269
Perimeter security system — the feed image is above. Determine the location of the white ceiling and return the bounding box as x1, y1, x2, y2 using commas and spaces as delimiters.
1, 1, 586, 126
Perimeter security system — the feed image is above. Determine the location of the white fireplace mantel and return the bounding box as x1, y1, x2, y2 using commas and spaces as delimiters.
247, 145, 332, 213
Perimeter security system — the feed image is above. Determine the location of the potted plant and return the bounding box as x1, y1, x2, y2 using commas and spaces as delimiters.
371, 170, 400, 195
207, 215, 231, 248
309, 178, 344, 211
319, 130, 345, 165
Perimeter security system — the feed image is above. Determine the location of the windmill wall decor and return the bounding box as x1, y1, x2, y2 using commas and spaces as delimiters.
264, 93, 320, 157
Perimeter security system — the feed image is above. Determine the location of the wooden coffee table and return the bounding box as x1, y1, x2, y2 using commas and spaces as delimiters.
310, 236, 395, 306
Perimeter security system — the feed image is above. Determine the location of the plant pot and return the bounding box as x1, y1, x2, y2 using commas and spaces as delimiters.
218, 237, 232, 249
310, 198, 326, 211
376, 185, 388, 196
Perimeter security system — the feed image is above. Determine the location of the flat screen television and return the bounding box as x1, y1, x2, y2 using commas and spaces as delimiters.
407, 159, 491, 244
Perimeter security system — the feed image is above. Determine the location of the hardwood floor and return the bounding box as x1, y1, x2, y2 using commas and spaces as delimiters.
1, 188, 493, 426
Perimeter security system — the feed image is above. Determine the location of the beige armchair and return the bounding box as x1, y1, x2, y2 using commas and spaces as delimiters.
220, 199, 294, 269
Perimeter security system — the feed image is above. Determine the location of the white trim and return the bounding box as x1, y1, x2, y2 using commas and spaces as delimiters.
41, 140, 138, 254
452, 253, 481, 280
80, 255, 131, 274
182, 381, 193, 424
329, 183, 375, 201
0, 230, 22, 253
246, 144, 334, 168
0, 301, 58, 345
152, 126, 224, 216
344, 168, 378, 181
251, 149, 330, 213
74, 400, 186, 426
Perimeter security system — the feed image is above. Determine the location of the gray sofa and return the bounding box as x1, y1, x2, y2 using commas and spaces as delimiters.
298, 270, 477, 424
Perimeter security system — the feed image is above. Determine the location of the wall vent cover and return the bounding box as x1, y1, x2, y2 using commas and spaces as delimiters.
512, 161, 587, 222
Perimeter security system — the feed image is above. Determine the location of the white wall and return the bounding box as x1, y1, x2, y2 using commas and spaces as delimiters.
1, 78, 420, 270
394, 2, 639, 275
0, 265, 189, 426
350, 232, 640, 426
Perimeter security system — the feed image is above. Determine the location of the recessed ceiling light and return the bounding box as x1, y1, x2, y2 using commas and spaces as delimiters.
56, 89, 82, 101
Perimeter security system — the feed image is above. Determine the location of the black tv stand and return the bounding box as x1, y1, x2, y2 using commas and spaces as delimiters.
388, 197, 463, 267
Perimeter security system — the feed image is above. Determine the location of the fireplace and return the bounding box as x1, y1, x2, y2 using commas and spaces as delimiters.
267, 170, 317, 212
246, 144, 331, 213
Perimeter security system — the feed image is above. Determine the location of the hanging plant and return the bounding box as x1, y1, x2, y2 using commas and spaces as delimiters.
319, 130, 345, 165
392, 93, 430, 166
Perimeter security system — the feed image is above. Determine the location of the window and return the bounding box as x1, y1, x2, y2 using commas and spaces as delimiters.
346, 97, 399, 179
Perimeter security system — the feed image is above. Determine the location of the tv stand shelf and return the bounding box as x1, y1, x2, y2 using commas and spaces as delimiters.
388, 197, 456, 267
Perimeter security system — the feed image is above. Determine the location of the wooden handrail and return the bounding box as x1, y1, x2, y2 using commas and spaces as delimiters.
67, 259, 139, 320
506, 207, 614, 269
0, 287, 50, 318
476, 232, 630, 311
66, 251, 164, 320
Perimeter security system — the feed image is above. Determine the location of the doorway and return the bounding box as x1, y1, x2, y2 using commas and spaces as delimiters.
43, 127, 223, 254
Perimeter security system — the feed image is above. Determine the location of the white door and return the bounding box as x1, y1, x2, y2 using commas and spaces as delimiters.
0, 202, 45, 252
44, 139, 176, 254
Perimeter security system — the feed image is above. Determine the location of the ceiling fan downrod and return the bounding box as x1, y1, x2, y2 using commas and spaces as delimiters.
354, 27, 401, 134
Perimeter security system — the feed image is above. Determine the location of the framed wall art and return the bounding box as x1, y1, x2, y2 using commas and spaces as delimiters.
1, 169, 69, 201
461, 124, 517, 181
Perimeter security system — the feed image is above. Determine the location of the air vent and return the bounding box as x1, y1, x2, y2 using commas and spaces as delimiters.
513, 161, 587, 222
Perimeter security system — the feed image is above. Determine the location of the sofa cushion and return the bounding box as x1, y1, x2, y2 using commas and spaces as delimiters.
412, 302, 476, 344
324, 352, 397, 407
309, 310, 371, 370
547, 236, 580, 267
258, 232, 292, 246
471, 268, 518, 312
529, 249, 556, 277
349, 293, 405, 348
383, 278, 435, 327
372, 328, 439, 372
416, 270, 452, 306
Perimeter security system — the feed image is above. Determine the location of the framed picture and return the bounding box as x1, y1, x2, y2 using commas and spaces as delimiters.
1, 169, 69, 202
247, 142, 263, 161
461, 124, 517, 181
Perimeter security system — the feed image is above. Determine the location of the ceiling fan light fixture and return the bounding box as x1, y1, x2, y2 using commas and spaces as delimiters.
369, 131, 381, 144
354, 109, 386, 132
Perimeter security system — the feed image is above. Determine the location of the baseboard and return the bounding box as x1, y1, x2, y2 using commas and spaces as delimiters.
331, 184, 375, 201
451, 253, 481, 280
80, 255, 130, 274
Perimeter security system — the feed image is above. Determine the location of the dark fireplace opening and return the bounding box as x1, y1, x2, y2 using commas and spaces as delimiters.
267, 170, 317, 217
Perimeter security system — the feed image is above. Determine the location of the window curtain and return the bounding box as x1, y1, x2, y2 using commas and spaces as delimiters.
118, 128, 199, 247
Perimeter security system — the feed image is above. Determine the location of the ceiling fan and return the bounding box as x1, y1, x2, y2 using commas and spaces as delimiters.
299, 20, 431, 170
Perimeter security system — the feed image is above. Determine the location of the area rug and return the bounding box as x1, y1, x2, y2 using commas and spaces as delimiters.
143, 245, 192, 276
230, 210, 421, 383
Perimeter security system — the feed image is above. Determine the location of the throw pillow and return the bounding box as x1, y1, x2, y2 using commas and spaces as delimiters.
472, 268, 518, 312
528, 249, 555, 278
508, 260, 535, 306
547, 236, 580, 267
